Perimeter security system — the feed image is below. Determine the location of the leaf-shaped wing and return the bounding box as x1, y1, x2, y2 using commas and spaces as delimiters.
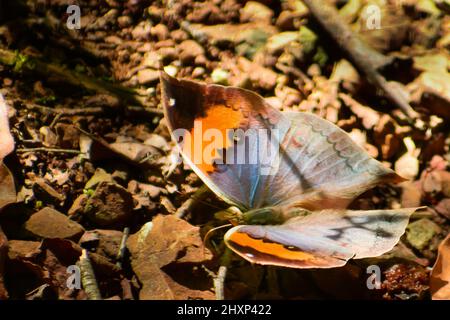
161, 73, 403, 211
260, 112, 404, 210
160, 72, 291, 210
224, 208, 420, 268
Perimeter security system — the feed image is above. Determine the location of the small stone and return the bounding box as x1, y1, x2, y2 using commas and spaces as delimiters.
157, 47, 178, 61
68, 194, 88, 218
32, 178, 65, 204
171, 29, 188, 42
136, 69, 159, 85
131, 21, 152, 40
240, 1, 273, 24
7, 240, 41, 260
422, 170, 450, 196
178, 40, 205, 64
85, 168, 114, 190
401, 181, 423, 208
163, 65, 178, 77
435, 198, 450, 219
151, 24, 169, 41
24, 207, 85, 241
55, 123, 80, 149
266, 32, 299, 53
155, 39, 175, 49
117, 15, 133, 28
406, 218, 441, 250
192, 67, 205, 78
105, 35, 123, 45
84, 182, 134, 229
237, 57, 278, 90
211, 68, 229, 85
395, 152, 419, 181
276, 11, 298, 30
39, 126, 58, 147
141, 51, 161, 69
80, 229, 123, 261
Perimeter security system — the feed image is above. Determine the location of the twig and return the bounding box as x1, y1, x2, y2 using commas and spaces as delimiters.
24, 103, 163, 117
302, 0, 420, 122
175, 185, 210, 219
0, 47, 147, 107
116, 227, 130, 269
77, 249, 102, 300
16, 147, 82, 154
275, 62, 313, 88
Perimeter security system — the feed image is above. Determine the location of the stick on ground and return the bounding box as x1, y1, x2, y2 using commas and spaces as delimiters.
302, 0, 420, 123
78, 249, 102, 300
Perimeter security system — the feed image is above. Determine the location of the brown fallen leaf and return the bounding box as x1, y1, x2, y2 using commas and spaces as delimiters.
24, 207, 85, 241
0, 163, 16, 211
339, 93, 380, 130
421, 170, 450, 196
127, 215, 214, 300
435, 198, 450, 220
430, 233, 450, 300
5, 238, 122, 300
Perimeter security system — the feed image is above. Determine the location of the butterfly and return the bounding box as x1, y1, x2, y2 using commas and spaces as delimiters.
160, 72, 421, 269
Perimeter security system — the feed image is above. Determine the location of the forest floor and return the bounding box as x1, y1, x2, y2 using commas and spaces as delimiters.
0, 0, 449, 300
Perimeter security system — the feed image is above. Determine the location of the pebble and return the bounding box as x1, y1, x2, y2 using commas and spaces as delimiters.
137, 69, 160, 85
131, 21, 152, 40
24, 207, 85, 241
151, 24, 169, 41
117, 15, 133, 28
240, 1, 273, 24
178, 40, 205, 64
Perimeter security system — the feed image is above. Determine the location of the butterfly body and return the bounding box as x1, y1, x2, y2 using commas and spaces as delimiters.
216, 205, 312, 226
160, 72, 421, 269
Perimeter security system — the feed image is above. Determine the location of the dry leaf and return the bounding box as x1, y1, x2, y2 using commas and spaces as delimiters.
0, 163, 16, 211
430, 234, 450, 300
127, 215, 214, 300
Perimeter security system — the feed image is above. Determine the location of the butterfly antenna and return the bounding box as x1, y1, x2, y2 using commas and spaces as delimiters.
202, 224, 233, 258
